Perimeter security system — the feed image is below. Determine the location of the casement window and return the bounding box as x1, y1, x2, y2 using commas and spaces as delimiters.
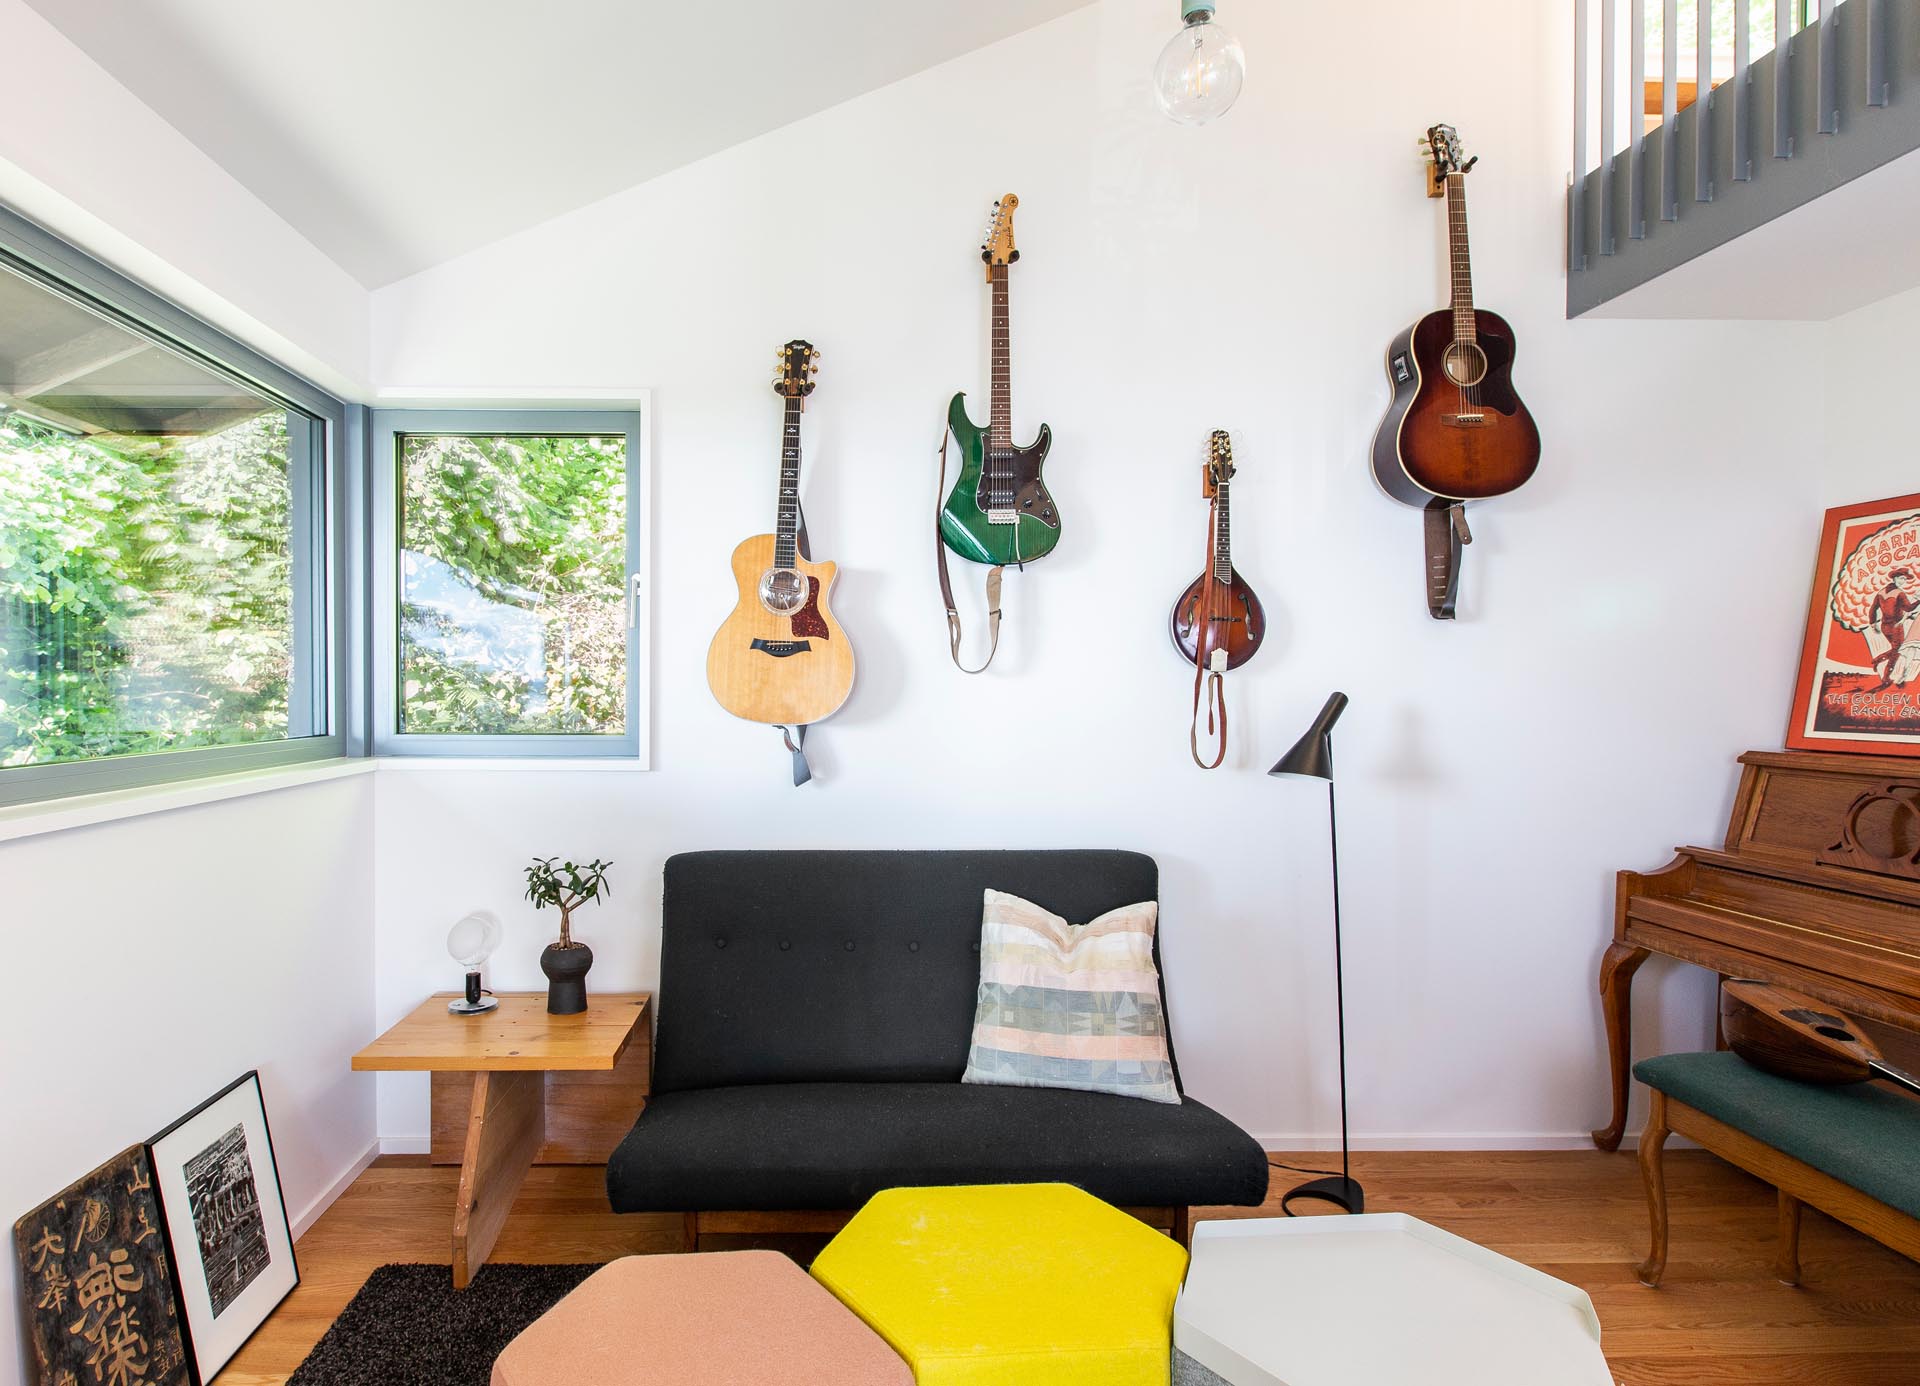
0, 210, 348, 808
369, 410, 645, 759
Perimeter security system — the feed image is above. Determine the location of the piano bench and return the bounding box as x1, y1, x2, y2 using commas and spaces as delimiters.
1632, 1052, 1920, 1288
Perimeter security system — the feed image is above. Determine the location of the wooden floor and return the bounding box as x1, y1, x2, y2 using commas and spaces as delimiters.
225, 1150, 1920, 1385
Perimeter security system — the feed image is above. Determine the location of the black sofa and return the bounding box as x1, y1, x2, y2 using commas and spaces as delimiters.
606, 850, 1269, 1243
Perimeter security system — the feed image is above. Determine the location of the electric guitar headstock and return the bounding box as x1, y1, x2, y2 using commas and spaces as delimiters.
1421, 123, 1477, 197
773, 339, 819, 406
980, 194, 1020, 280
1203, 429, 1235, 496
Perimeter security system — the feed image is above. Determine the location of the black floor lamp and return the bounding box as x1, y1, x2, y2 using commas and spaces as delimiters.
1269, 691, 1364, 1216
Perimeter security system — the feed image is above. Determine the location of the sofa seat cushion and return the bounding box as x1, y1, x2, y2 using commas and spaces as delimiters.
606, 1082, 1269, 1213
1635, 1051, 1920, 1219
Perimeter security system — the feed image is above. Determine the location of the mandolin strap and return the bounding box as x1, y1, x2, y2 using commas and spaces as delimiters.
1422, 498, 1472, 620
1190, 661, 1227, 770
935, 427, 1004, 674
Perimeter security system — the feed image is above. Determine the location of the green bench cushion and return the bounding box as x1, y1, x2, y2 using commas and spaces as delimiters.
1635, 1051, 1920, 1220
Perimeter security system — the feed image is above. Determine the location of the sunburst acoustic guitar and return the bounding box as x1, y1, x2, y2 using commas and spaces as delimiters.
706, 339, 855, 728
1371, 123, 1539, 620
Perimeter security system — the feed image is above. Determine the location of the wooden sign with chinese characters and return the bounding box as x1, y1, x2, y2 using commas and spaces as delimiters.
13, 1145, 189, 1386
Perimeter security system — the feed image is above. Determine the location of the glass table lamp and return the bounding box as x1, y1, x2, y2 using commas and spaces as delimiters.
446, 910, 504, 1014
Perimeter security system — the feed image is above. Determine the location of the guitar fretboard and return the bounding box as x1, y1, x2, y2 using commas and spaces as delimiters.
773, 396, 802, 568
1447, 172, 1477, 347
989, 263, 1013, 451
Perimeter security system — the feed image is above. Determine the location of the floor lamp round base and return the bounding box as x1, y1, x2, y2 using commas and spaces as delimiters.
1281, 1174, 1365, 1217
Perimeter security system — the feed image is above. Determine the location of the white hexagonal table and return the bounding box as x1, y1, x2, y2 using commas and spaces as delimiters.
1174, 1214, 1611, 1386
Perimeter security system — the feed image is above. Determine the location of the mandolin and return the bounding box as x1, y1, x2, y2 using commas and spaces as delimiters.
1372, 123, 1540, 619
938, 194, 1059, 570
1721, 980, 1920, 1096
705, 340, 855, 728
1171, 430, 1264, 768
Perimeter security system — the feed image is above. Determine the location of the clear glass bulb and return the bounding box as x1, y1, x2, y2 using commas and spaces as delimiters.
1153, 8, 1245, 126
447, 910, 503, 968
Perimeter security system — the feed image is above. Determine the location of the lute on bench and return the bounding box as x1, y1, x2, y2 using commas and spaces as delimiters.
1722, 979, 1920, 1096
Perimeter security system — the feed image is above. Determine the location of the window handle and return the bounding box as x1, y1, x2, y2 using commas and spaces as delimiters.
626, 573, 642, 632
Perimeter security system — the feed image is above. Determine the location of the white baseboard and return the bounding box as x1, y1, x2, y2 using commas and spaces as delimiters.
379, 1134, 430, 1156
290, 1141, 379, 1241
1255, 1132, 1623, 1152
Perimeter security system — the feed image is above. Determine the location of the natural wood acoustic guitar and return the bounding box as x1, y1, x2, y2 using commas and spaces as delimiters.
705, 340, 855, 728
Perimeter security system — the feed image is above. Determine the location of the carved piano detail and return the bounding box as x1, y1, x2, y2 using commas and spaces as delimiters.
1595, 750, 1920, 1151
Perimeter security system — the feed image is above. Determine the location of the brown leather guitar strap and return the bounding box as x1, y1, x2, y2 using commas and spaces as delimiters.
1187, 492, 1228, 769
935, 427, 1004, 674
1422, 498, 1472, 621
1190, 661, 1227, 769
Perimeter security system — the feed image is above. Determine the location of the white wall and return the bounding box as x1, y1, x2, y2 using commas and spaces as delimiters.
366, 0, 1825, 1149
0, 0, 370, 397
1822, 281, 1920, 504
0, 777, 376, 1380
0, 9, 380, 1378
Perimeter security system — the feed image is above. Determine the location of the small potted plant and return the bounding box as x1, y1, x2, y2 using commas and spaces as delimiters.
525, 856, 612, 1015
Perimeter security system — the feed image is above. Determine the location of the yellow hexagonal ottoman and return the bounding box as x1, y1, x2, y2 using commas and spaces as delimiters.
811, 1183, 1190, 1385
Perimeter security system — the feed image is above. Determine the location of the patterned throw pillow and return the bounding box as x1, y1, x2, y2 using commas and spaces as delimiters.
961, 889, 1180, 1104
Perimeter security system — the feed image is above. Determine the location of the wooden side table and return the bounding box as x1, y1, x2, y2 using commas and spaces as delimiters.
352, 991, 651, 1287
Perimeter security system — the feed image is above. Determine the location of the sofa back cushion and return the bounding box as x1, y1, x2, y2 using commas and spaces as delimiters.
654, 850, 1167, 1094
962, 890, 1179, 1103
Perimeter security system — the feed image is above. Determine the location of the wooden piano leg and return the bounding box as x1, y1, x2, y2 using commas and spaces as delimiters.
1593, 941, 1651, 1151
1635, 1090, 1672, 1287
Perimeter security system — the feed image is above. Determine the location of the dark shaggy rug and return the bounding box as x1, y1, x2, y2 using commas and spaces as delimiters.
288, 1263, 598, 1385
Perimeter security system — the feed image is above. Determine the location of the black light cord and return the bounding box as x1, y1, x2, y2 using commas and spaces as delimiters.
1265, 1155, 1340, 1179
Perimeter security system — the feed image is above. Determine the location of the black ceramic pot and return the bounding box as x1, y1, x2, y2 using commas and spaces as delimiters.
540, 941, 593, 1015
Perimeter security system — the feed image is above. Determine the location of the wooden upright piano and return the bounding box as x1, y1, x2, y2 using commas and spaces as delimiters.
1595, 749, 1920, 1150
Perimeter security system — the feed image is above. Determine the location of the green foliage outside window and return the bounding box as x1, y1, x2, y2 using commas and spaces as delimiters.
0, 410, 296, 768
398, 433, 627, 737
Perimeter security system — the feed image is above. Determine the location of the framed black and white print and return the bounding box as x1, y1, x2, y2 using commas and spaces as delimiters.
148, 1072, 298, 1382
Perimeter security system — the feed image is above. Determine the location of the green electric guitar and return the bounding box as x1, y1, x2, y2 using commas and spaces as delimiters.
938, 194, 1060, 567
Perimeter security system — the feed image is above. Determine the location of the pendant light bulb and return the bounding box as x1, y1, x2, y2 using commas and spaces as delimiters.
1153, 0, 1245, 126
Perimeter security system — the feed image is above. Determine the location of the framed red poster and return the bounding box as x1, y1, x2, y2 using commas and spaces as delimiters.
1788, 492, 1920, 756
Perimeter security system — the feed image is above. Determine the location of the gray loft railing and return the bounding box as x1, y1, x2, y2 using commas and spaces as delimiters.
1569, 0, 1920, 315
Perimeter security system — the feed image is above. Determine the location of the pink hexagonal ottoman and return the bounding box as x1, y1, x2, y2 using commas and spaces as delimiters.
491, 1251, 912, 1386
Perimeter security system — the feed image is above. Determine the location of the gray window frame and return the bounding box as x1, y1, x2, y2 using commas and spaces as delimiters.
0, 205, 357, 809
370, 408, 645, 759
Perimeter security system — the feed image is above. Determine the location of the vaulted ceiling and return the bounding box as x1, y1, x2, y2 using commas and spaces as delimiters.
27, 0, 1091, 287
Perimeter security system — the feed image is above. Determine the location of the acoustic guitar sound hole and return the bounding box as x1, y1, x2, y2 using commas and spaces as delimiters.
1815, 1024, 1857, 1042
758, 568, 809, 615
1442, 342, 1488, 387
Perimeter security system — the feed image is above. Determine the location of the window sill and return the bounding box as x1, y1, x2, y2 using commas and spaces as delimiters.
0, 758, 378, 844
372, 756, 652, 772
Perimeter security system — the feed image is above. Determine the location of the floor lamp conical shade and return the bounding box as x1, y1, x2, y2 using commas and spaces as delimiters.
1270, 691, 1364, 1216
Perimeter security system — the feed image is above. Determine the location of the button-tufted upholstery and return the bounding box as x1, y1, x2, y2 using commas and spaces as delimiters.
605, 850, 1269, 1217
